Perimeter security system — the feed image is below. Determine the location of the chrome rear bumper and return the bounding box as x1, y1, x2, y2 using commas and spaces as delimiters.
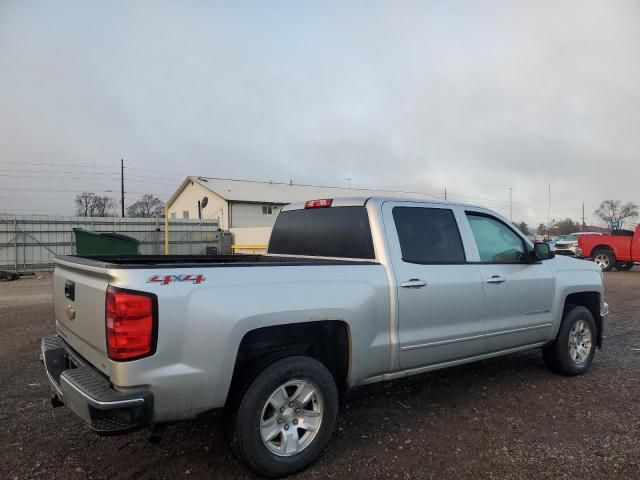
41, 335, 153, 434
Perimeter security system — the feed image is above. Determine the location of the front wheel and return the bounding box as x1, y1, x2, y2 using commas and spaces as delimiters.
543, 306, 597, 376
229, 355, 338, 477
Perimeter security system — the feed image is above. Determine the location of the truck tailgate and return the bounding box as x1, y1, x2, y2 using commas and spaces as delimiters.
53, 258, 110, 375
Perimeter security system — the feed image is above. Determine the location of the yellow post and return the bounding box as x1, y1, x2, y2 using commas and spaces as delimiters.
164, 205, 169, 255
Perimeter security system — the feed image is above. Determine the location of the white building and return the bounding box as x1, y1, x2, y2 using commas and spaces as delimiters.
166, 176, 434, 252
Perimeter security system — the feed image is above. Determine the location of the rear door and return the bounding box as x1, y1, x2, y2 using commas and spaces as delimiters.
383, 201, 486, 370
460, 211, 555, 351
53, 258, 111, 374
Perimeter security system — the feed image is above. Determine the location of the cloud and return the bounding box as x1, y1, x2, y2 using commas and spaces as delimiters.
1, 0, 638, 226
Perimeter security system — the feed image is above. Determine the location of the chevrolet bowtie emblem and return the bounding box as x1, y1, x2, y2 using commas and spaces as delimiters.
65, 305, 76, 321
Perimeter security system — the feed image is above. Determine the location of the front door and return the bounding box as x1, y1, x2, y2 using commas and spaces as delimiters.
383, 202, 486, 370
463, 212, 555, 352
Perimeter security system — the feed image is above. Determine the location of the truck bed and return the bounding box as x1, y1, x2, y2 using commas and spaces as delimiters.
56, 254, 379, 269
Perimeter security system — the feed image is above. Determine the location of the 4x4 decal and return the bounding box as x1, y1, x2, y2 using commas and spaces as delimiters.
147, 274, 206, 285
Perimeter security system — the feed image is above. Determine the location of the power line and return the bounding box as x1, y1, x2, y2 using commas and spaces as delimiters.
0, 187, 167, 195
0, 160, 114, 168
0, 173, 120, 181
126, 166, 190, 177
0, 168, 119, 175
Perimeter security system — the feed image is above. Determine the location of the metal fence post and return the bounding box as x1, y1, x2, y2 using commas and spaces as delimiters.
22, 221, 26, 273
14, 218, 18, 273
164, 207, 169, 255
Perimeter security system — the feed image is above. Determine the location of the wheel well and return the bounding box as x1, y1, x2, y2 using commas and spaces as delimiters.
592, 245, 615, 256
564, 292, 602, 347
227, 321, 351, 405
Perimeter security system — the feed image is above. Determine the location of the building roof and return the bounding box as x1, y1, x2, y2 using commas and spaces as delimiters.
168, 176, 439, 206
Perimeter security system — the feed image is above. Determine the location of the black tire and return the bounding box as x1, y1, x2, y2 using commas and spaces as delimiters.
593, 249, 615, 272
615, 262, 634, 271
543, 306, 597, 376
229, 355, 338, 477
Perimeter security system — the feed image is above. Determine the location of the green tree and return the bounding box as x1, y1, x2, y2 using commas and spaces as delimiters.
555, 218, 579, 235
515, 221, 530, 235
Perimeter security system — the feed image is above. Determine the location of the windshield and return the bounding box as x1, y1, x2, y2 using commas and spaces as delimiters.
562, 234, 578, 242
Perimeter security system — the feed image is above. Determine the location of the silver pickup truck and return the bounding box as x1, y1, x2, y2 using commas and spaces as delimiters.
42, 196, 608, 477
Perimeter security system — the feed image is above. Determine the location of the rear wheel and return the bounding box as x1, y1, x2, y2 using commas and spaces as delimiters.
615, 262, 634, 271
543, 306, 597, 376
229, 355, 338, 477
593, 249, 615, 272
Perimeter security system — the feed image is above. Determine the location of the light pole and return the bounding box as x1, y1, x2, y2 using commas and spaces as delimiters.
346, 178, 352, 189
509, 188, 513, 222
547, 184, 551, 240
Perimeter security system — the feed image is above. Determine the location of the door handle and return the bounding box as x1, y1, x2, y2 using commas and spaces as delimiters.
401, 279, 427, 288
485, 275, 506, 284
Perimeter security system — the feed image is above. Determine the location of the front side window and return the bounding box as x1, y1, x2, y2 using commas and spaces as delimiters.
393, 207, 466, 263
466, 213, 526, 263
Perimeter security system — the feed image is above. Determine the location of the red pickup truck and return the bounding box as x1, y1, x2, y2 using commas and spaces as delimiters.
576, 224, 640, 271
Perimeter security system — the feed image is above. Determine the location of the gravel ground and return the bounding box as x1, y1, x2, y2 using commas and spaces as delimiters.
1, 270, 639, 479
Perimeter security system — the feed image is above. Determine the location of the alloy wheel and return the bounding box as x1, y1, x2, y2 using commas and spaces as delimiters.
594, 254, 610, 270
568, 319, 593, 365
259, 380, 324, 457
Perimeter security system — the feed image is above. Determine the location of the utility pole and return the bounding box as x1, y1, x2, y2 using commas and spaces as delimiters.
582, 202, 585, 231
509, 187, 513, 222
444, 187, 447, 201
120, 158, 125, 217
346, 178, 352, 189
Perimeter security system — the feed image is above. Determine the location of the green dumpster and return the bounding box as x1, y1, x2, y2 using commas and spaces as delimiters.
73, 228, 140, 256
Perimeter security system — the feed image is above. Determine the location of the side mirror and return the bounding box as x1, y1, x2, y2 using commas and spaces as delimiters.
533, 242, 555, 261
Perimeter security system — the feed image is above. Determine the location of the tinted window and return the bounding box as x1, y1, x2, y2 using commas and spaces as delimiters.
392, 207, 465, 263
268, 207, 375, 259
466, 213, 526, 263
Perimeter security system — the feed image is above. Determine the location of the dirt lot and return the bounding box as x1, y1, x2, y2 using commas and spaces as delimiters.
1, 271, 639, 479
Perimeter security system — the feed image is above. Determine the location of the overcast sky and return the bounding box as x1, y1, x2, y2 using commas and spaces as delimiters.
1, 0, 638, 227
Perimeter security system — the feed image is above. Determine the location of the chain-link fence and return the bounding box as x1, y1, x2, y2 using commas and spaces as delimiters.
0, 215, 219, 273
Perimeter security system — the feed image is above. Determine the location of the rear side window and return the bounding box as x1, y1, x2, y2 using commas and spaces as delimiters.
268, 207, 375, 259
392, 207, 466, 263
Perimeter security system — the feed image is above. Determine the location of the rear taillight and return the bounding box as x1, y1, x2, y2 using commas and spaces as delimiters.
304, 198, 333, 208
106, 287, 157, 361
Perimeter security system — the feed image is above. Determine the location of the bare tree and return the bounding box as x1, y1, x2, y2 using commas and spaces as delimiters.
93, 196, 115, 216
74, 192, 115, 217
594, 200, 639, 230
126, 194, 164, 218
75, 192, 95, 216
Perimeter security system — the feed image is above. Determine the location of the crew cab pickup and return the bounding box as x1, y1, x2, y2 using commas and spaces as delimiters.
576, 224, 640, 271
42, 197, 609, 477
